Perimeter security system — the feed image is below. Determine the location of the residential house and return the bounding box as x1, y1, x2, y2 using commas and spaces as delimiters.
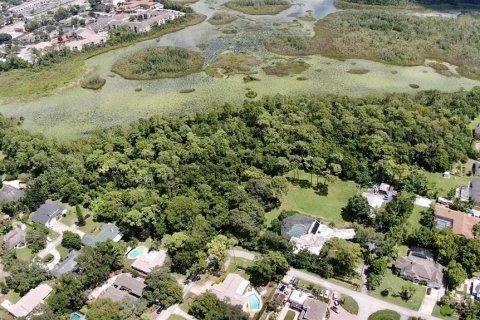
210, 273, 262, 314
31, 202, 67, 228
6, 284, 53, 318
82, 223, 123, 247
288, 289, 311, 310
51, 250, 80, 278
99, 273, 145, 302
288, 291, 327, 320
301, 298, 328, 320
2, 225, 26, 249
470, 278, 480, 299
394, 251, 444, 289
283, 215, 355, 255
0, 184, 24, 203
470, 179, 480, 204
434, 205, 479, 238
131, 250, 167, 274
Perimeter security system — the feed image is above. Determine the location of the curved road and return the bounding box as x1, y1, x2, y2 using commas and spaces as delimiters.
228, 249, 441, 320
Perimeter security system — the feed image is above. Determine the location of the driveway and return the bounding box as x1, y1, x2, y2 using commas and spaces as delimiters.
329, 304, 357, 320
419, 288, 442, 315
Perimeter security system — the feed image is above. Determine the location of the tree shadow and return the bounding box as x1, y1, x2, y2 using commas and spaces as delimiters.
287, 177, 312, 189
314, 183, 328, 196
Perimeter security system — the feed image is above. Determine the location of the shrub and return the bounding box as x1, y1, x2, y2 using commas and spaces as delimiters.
61, 231, 82, 250
81, 75, 106, 90
440, 304, 454, 316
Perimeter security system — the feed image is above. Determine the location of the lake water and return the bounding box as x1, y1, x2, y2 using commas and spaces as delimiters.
1, 0, 479, 138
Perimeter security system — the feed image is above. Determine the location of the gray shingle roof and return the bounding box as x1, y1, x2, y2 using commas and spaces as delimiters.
81, 223, 122, 247
0, 185, 24, 203
471, 179, 480, 204
32, 203, 66, 225
303, 298, 327, 320
2, 227, 26, 249
51, 250, 80, 278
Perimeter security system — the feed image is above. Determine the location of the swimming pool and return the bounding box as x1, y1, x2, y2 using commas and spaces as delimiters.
289, 224, 307, 238
248, 294, 261, 311
127, 246, 148, 260
70, 312, 84, 320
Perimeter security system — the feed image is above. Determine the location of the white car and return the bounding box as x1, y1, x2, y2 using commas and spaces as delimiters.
323, 289, 331, 298
333, 292, 339, 300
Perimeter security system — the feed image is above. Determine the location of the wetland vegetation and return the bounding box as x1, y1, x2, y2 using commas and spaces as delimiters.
205, 54, 261, 77
262, 59, 309, 77
267, 10, 480, 79
111, 47, 204, 80
224, 0, 291, 15
80, 75, 106, 90
207, 12, 237, 25
0, 13, 206, 102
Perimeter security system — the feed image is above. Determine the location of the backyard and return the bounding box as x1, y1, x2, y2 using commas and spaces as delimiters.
266, 171, 359, 227
424, 171, 471, 197
368, 269, 425, 311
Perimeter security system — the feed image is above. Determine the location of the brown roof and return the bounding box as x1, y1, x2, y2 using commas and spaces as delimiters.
434, 205, 479, 238
394, 255, 444, 288
113, 274, 146, 297
303, 298, 328, 320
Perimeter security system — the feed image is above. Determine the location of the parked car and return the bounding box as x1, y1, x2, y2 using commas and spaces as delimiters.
333, 292, 339, 300
427, 287, 432, 295
334, 300, 339, 306
331, 306, 338, 313
323, 289, 331, 298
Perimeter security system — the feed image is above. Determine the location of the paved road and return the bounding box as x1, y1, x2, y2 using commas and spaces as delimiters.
228, 249, 441, 320
288, 269, 442, 320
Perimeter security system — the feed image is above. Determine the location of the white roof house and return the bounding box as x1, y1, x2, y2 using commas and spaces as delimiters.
6, 284, 53, 318
288, 289, 311, 306
362, 192, 385, 209
131, 250, 167, 274
210, 273, 262, 313
472, 279, 480, 298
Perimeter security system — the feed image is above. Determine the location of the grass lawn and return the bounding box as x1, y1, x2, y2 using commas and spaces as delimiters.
60, 209, 78, 227
368, 269, 425, 310
407, 205, 424, 230
284, 310, 296, 320
368, 309, 400, 320
397, 245, 409, 257
227, 256, 252, 279
16, 247, 33, 262
78, 215, 101, 235
340, 294, 359, 315
168, 316, 186, 320
266, 172, 359, 227
48, 229, 60, 240
424, 171, 471, 197
296, 278, 325, 293
57, 245, 71, 260
0, 308, 14, 320
432, 303, 459, 320
5, 290, 21, 303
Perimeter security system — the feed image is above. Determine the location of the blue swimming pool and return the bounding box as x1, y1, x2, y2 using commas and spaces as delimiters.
248, 294, 261, 311
127, 246, 148, 260
289, 224, 307, 238
70, 312, 84, 320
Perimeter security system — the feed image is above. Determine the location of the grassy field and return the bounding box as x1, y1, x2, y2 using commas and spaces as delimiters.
112, 47, 204, 80
16, 247, 33, 262
168, 315, 187, 320
78, 215, 101, 235
0, 309, 14, 320
224, 0, 291, 15
5, 290, 21, 303
424, 171, 471, 196
368, 309, 400, 320
408, 205, 425, 230
340, 294, 359, 315
266, 172, 359, 227
284, 310, 296, 320
368, 269, 425, 310
60, 209, 77, 227
227, 256, 252, 279
57, 245, 71, 260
